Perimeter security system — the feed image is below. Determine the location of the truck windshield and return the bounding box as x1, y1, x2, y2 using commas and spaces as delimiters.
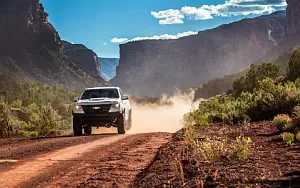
81, 89, 119, 99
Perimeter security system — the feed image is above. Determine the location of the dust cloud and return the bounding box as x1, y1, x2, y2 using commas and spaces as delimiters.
128, 92, 199, 134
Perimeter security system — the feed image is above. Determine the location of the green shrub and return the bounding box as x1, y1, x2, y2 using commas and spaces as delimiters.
283, 133, 295, 145
188, 50, 300, 126
295, 132, 300, 142
247, 78, 300, 121
273, 114, 291, 132
287, 49, 300, 82
23, 131, 39, 138
0, 101, 11, 137
183, 113, 200, 144
195, 138, 228, 162
10, 99, 23, 109
190, 95, 250, 125
233, 63, 280, 95
292, 106, 300, 129
35, 103, 70, 136
232, 136, 252, 160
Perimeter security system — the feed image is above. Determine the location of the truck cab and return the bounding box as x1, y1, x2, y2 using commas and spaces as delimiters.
72, 87, 132, 136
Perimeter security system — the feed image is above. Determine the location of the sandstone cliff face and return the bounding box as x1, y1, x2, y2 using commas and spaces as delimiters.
63, 41, 101, 77
286, 0, 300, 35
0, 0, 105, 90
112, 13, 286, 97
0, 0, 62, 54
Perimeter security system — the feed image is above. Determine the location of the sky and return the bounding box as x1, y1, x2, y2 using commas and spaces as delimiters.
41, 0, 287, 58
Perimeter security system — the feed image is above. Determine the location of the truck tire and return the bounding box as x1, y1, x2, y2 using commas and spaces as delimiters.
73, 117, 82, 136
84, 126, 92, 135
117, 113, 126, 134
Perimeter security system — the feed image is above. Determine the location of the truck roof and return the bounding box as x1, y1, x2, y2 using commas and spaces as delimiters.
85, 86, 120, 90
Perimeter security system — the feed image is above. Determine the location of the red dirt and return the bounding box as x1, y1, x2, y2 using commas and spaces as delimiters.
37, 133, 171, 188
0, 134, 116, 172
133, 122, 300, 187
0, 132, 171, 187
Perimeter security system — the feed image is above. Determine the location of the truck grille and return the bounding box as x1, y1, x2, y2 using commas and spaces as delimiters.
82, 104, 112, 114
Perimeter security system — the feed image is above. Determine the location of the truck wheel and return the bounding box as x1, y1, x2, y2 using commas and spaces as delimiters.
84, 126, 92, 135
73, 117, 82, 136
117, 114, 126, 134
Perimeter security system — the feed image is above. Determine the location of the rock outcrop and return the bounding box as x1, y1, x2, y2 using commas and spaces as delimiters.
0, 0, 105, 90
0, 0, 62, 54
286, 0, 300, 35
112, 12, 286, 97
63, 41, 101, 77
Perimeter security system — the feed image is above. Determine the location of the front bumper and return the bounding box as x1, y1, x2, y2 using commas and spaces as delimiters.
73, 112, 122, 126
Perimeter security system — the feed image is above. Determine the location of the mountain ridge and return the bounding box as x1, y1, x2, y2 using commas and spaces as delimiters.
0, 0, 106, 93
112, 10, 288, 97
62, 40, 101, 77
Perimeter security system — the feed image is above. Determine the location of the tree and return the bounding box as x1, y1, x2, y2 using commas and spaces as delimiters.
232, 63, 280, 95
287, 49, 300, 81
233, 76, 246, 96
0, 101, 12, 137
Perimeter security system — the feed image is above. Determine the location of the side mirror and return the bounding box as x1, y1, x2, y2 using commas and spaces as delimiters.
73, 97, 79, 102
122, 95, 129, 100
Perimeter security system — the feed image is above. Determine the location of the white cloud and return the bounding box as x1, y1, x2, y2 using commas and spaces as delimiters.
101, 42, 108, 45
111, 31, 198, 44
151, 9, 184, 25
181, 6, 213, 20
111, 38, 129, 43
151, 0, 287, 24
159, 17, 184, 25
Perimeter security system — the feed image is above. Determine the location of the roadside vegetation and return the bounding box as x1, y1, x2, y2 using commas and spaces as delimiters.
186, 49, 300, 135
173, 48, 300, 186
0, 83, 76, 138
193, 51, 289, 100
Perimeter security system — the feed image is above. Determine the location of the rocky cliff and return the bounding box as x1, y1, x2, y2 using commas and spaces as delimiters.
63, 41, 101, 77
286, 0, 300, 35
0, 0, 105, 90
0, 0, 62, 54
112, 12, 286, 97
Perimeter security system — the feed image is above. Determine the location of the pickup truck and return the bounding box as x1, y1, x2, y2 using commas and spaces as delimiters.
72, 87, 132, 136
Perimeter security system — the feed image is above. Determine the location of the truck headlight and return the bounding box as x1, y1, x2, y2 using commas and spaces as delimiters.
75, 105, 83, 111
110, 103, 120, 111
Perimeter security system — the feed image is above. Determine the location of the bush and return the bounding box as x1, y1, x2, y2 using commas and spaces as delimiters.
287, 49, 300, 82
35, 104, 71, 136
246, 78, 300, 121
183, 114, 198, 143
0, 101, 11, 137
194, 138, 228, 163
190, 95, 250, 125
0, 82, 78, 138
273, 114, 291, 132
23, 131, 39, 138
292, 106, 300, 129
296, 132, 300, 142
187, 49, 300, 128
10, 99, 23, 109
232, 136, 252, 160
233, 63, 280, 95
283, 133, 294, 145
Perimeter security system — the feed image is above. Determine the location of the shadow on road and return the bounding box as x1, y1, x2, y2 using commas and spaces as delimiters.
31, 133, 118, 140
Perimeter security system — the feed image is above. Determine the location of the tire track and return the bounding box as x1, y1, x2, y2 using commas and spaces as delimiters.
0, 135, 128, 188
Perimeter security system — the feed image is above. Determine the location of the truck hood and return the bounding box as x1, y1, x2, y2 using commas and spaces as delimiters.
77, 98, 120, 105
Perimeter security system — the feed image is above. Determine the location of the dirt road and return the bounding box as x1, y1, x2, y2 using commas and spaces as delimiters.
0, 132, 171, 188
